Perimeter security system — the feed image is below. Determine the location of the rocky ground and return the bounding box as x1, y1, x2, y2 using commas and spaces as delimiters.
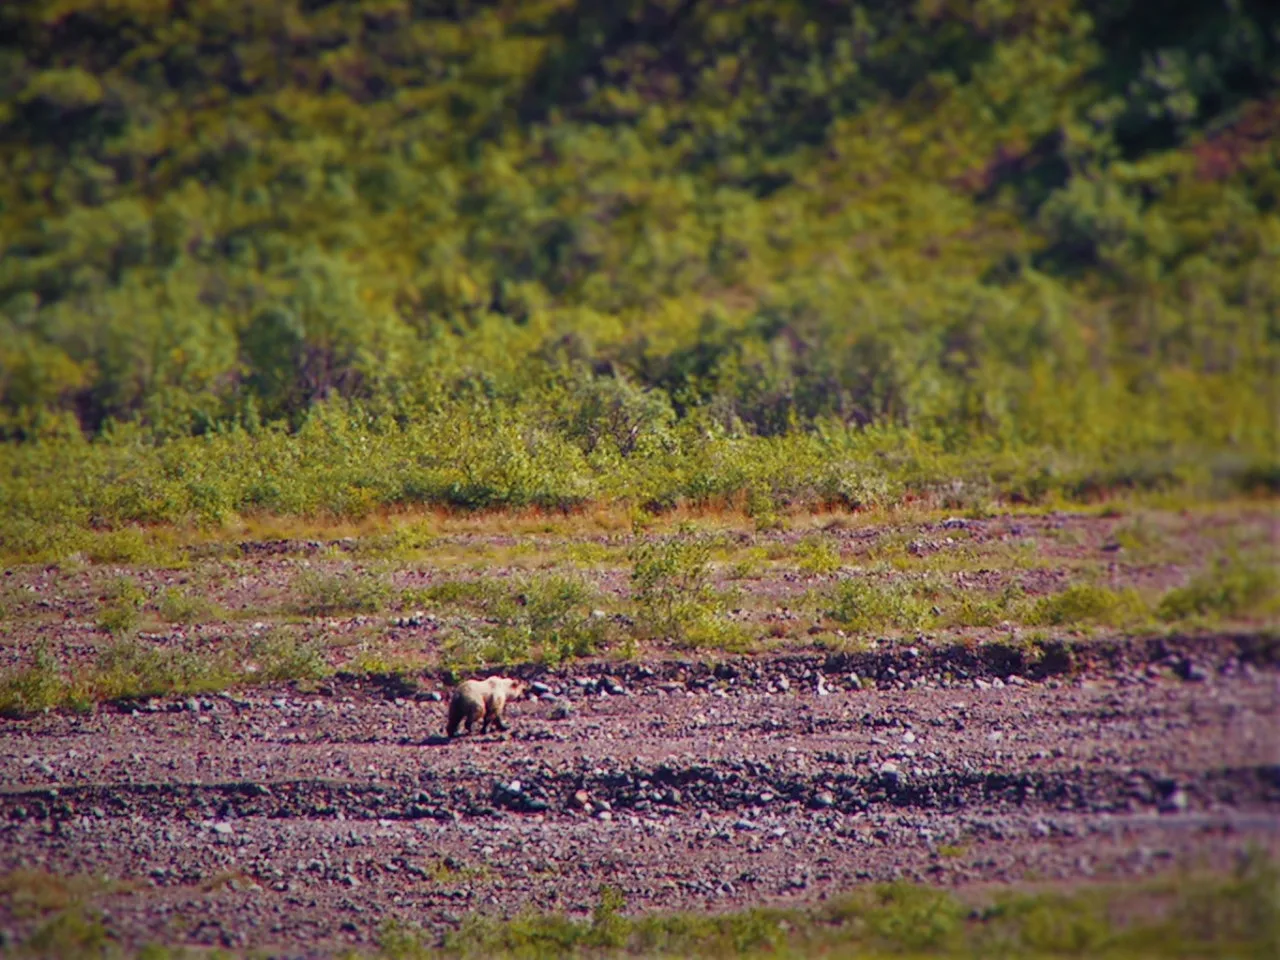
0, 506, 1277, 956
2, 636, 1278, 956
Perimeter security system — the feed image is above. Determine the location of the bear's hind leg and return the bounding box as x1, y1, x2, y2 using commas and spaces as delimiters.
446, 701, 464, 737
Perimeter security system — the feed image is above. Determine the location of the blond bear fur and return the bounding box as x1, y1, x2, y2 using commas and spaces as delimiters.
446, 676, 528, 737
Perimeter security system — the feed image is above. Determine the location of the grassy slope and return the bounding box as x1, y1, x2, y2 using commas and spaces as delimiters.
0, 2, 1276, 525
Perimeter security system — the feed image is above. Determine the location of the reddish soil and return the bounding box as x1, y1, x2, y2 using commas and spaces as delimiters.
2, 640, 1278, 956
1, 508, 1277, 956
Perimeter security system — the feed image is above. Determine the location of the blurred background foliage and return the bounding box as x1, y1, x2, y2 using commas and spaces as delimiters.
0, 0, 1277, 539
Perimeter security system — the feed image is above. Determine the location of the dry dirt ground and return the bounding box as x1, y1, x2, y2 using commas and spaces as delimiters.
1, 507, 1277, 956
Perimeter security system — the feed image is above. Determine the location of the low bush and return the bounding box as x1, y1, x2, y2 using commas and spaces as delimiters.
1025, 584, 1149, 628
0, 645, 65, 717
1157, 561, 1279, 623
824, 579, 938, 633
795, 536, 843, 575
296, 568, 390, 616
155, 587, 218, 624
630, 532, 728, 648
369, 856, 1280, 958
248, 630, 331, 682
91, 639, 237, 701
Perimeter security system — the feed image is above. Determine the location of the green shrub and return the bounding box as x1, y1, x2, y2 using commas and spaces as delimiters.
248, 630, 331, 682
520, 574, 608, 665
408, 579, 505, 612
95, 602, 142, 637
426, 574, 609, 667
296, 568, 389, 616
824, 579, 936, 633
104, 575, 148, 608
0, 645, 66, 716
630, 532, 726, 648
95, 575, 148, 636
1025, 584, 1148, 628
84, 528, 155, 565
91, 639, 235, 701
155, 587, 217, 624
796, 536, 842, 575
1157, 561, 1279, 623
943, 583, 1025, 628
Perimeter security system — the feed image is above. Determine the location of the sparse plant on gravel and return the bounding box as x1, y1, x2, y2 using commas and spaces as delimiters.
95, 576, 148, 636
824, 579, 937, 633
1025, 583, 1148, 628
12, 906, 114, 958
296, 568, 389, 616
1157, 559, 1279, 623
104, 575, 148, 608
374, 856, 1280, 959
942, 583, 1025, 628
428, 573, 609, 667
630, 531, 726, 648
406, 578, 504, 612
438, 625, 500, 675
92, 639, 237, 701
155, 587, 217, 624
248, 630, 331, 682
519, 574, 610, 665
796, 536, 842, 575
0, 644, 65, 717
725, 546, 768, 580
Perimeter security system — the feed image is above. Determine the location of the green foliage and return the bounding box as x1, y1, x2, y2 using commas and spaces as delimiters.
375, 857, 1280, 959
296, 568, 389, 616
104, 575, 148, 609
95, 602, 141, 638
83, 528, 154, 565
411, 579, 506, 612
824, 579, 938, 634
0, 644, 64, 717
155, 588, 217, 625
431, 573, 609, 668
1025, 584, 1149, 628
630, 531, 742, 649
942, 584, 1025, 628
18, 907, 113, 959
519, 574, 610, 666
795, 536, 843, 575
95, 575, 148, 636
91, 639, 237, 702
0, 0, 1274, 536
248, 630, 331, 683
1157, 560, 1280, 623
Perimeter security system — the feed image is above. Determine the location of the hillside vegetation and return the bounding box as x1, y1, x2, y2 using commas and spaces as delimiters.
1, 0, 1277, 552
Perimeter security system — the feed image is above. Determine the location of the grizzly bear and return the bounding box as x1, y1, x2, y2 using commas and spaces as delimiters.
446, 676, 528, 737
